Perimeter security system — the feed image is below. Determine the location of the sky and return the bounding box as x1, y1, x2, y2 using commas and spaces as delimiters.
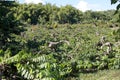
19, 0, 118, 12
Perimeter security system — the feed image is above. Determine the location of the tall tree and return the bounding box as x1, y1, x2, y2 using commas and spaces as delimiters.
0, 1, 24, 49
58, 5, 83, 24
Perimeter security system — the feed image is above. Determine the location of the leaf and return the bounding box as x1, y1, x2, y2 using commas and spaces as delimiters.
22, 69, 26, 76
111, 0, 118, 4
117, 4, 120, 10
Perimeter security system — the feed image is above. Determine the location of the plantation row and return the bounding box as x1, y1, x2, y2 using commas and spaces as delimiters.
0, 23, 120, 79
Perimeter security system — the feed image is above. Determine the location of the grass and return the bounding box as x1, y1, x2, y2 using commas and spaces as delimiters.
79, 70, 120, 80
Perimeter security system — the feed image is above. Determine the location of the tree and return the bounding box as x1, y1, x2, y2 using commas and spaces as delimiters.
58, 5, 83, 24
0, 1, 24, 50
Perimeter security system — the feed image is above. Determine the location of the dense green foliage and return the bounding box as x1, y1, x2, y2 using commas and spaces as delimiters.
1, 23, 120, 79
0, 1, 25, 53
11, 2, 119, 25
0, 0, 120, 80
